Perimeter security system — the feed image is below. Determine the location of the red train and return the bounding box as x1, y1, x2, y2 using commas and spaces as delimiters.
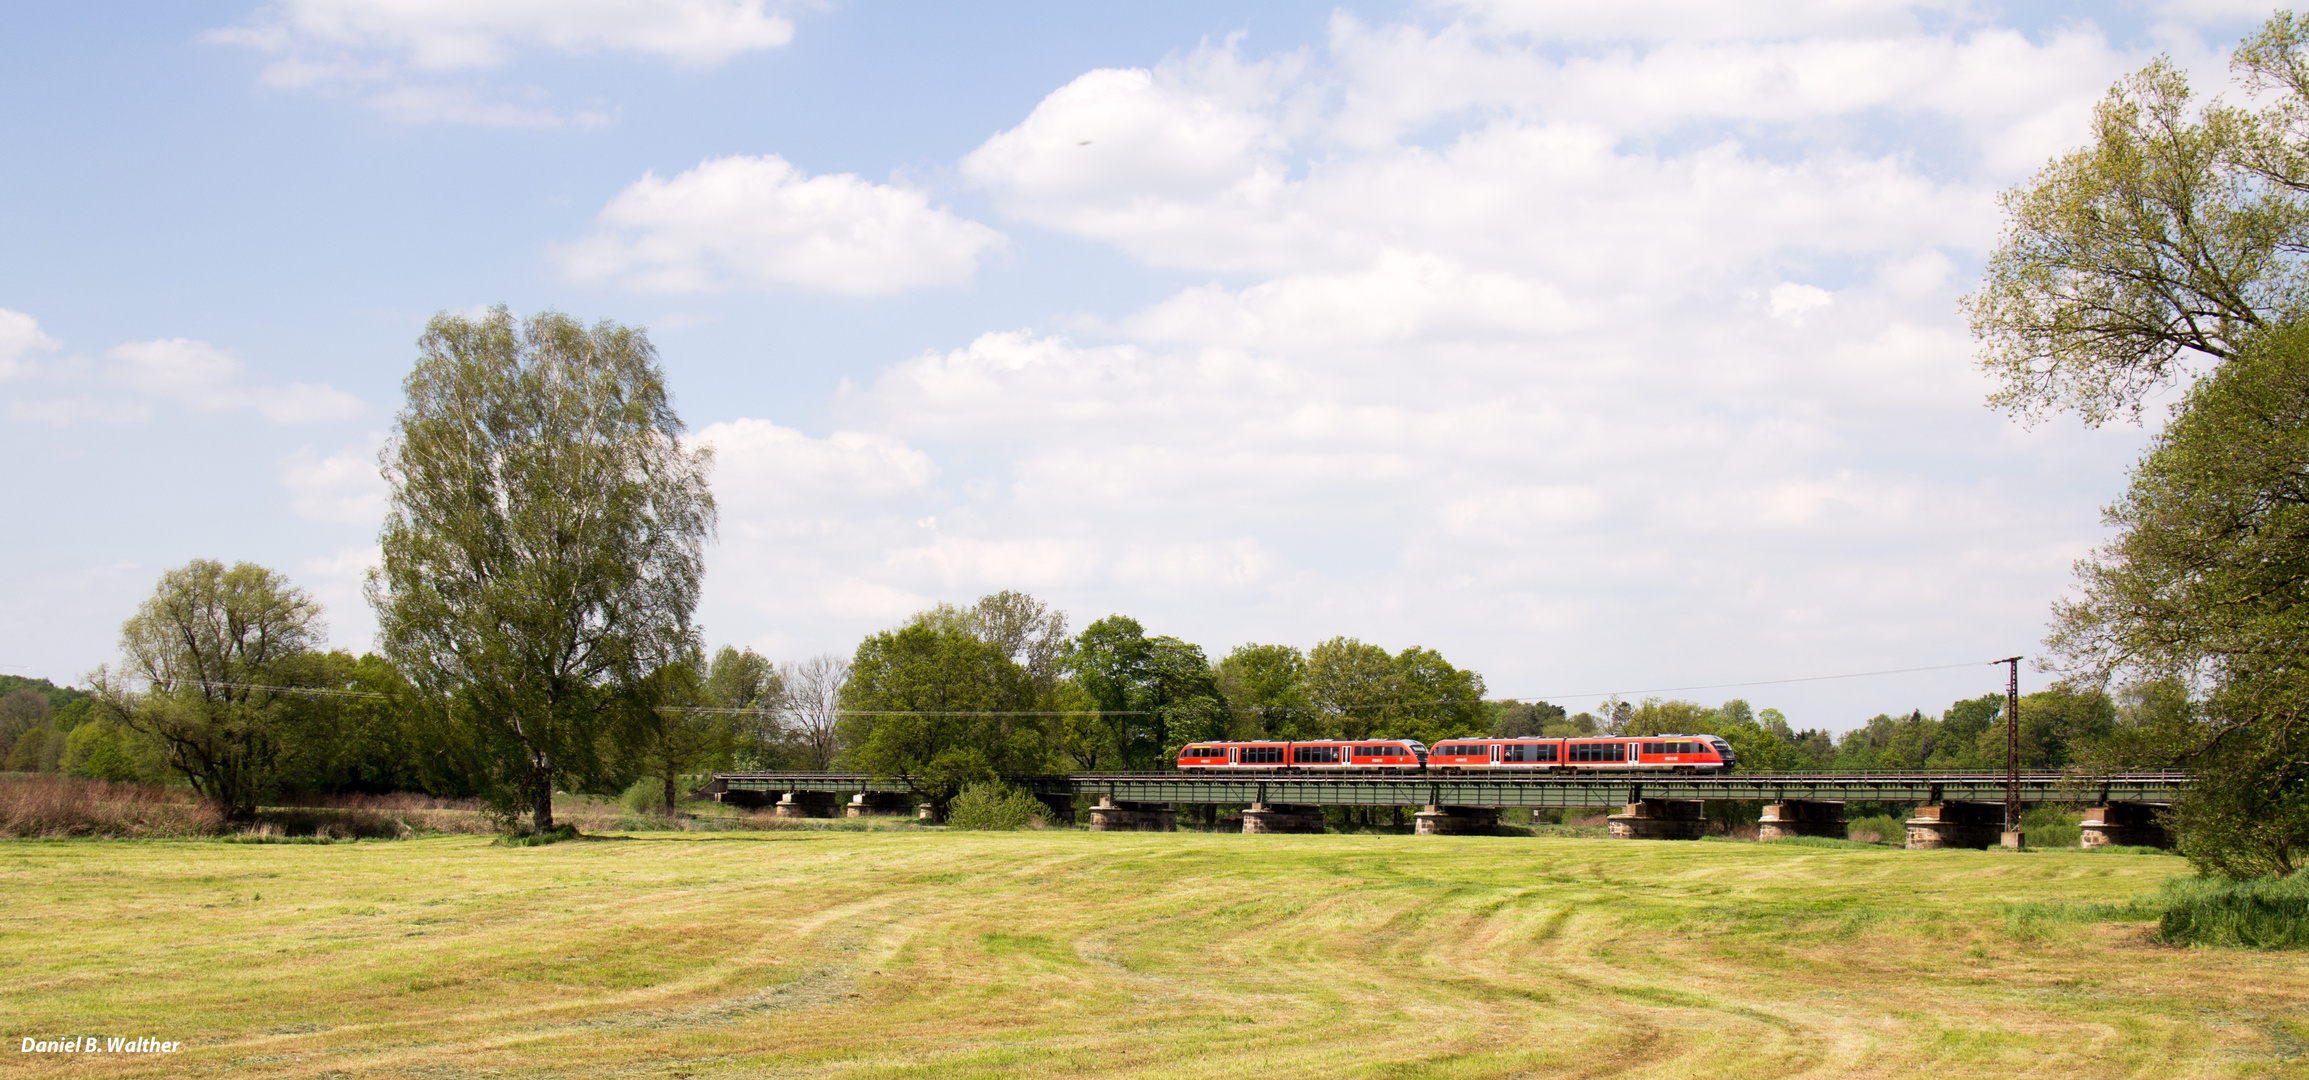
1175, 735, 1736, 773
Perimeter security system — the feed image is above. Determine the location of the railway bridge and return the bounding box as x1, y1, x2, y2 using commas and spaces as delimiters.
707, 770, 2189, 850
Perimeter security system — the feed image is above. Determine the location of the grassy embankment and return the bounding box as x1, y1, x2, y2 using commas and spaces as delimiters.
4, 831, 2304, 1079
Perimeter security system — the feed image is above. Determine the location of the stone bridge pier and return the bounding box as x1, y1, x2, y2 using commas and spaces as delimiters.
844, 792, 915, 818
1087, 797, 1177, 831
1240, 803, 1326, 834
1905, 802, 2004, 849
1758, 800, 1847, 840
2081, 803, 2173, 849
772, 791, 842, 818
1414, 805, 1500, 835
1609, 798, 1706, 840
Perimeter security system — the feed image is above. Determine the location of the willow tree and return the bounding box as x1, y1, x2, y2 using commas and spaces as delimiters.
95, 560, 328, 822
368, 308, 714, 833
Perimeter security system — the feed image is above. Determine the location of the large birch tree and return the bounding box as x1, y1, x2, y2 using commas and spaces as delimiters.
368, 307, 714, 833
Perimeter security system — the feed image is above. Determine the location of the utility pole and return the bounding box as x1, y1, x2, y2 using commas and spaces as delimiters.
1996, 656, 2022, 847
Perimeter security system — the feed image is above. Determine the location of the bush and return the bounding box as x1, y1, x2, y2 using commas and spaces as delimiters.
945, 782, 1049, 831
2154, 872, 2309, 949
618, 777, 664, 816
496, 824, 580, 847
1847, 814, 1906, 845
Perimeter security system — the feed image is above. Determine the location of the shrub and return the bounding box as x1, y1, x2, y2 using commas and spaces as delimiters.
2153, 872, 2309, 949
1847, 814, 1906, 845
618, 777, 663, 816
945, 782, 1049, 831
496, 824, 581, 847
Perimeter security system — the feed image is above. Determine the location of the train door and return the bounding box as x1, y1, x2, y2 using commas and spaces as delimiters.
1490, 743, 1502, 766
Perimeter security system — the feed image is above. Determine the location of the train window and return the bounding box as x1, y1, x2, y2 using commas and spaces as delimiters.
1184, 747, 1216, 758
1293, 746, 1340, 764
1354, 745, 1392, 757
1240, 746, 1284, 764
1502, 743, 1553, 763
1569, 742, 1626, 763
1438, 744, 1481, 756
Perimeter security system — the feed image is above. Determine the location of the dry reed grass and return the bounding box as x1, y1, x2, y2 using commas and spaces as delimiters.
0, 774, 220, 837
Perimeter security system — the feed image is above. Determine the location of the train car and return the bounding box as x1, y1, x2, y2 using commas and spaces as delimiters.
1426, 738, 1561, 772
1426, 735, 1735, 773
1175, 739, 1427, 772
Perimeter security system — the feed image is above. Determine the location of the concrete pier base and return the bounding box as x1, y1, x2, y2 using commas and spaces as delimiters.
772, 791, 840, 818
918, 803, 937, 822
1240, 803, 1326, 834
2081, 803, 2173, 849
1905, 802, 2004, 849
1608, 799, 1706, 840
1758, 800, 1848, 841
1413, 805, 1500, 835
1087, 797, 1176, 832
845, 792, 915, 818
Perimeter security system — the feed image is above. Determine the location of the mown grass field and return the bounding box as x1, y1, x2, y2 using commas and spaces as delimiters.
3, 830, 2302, 1079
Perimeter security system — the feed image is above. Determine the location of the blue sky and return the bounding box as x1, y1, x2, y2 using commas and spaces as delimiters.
0, 1, 2281, 728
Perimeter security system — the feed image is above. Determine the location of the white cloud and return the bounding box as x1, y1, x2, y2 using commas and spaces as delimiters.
560, 155, 1005, 294
1769, 282, 1836, 324
281, 438, 388, 523
99, 338, 363, 424
0, 309, 60, 380
1439, 0, 1951, 42
692, 9, 2178, 726
207, 0, 792, 125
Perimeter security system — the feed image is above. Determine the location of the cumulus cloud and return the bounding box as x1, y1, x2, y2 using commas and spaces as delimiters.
696, 8, 2176, 723
0, 309, 60, 380
104, 339, 363, 423
207, 0, 792, 124
281, 438, 388, 523
560, 155, 1005, 294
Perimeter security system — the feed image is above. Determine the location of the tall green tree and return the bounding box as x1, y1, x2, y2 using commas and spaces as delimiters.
638, 646, 780, 814
1388, 645, 1488, 744
1066, 616, 1223, 766
1963, 19, 2309, 425
2049, 325, 2309, 876
368, 307, 715, 832
1218, 643, 1317, 739
841, 622, 1051, 809
91, 560, 330, 821
1306, 636, 1397, 740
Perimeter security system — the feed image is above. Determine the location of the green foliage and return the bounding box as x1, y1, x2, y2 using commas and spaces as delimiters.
637, 646, 782, 814
842, 622, 1054, 807
1489, 699, 1567, 737
2154, 872, 2309, 949
1845, 814, 1908, 845
1961, 33, 2309, 425
944, 782, 1050, 831
617, 777, 663, 816
60, 717, 165, 782
370, 307, 714, 832
1068, 616, 1225, 768
2049, 325, 2309, 877
494, 824, 581, 847
93, 560, 332, 821
1217, 644, 1317, 740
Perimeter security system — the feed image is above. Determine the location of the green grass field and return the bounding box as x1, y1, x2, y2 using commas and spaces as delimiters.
3, 830, 2302, 1079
